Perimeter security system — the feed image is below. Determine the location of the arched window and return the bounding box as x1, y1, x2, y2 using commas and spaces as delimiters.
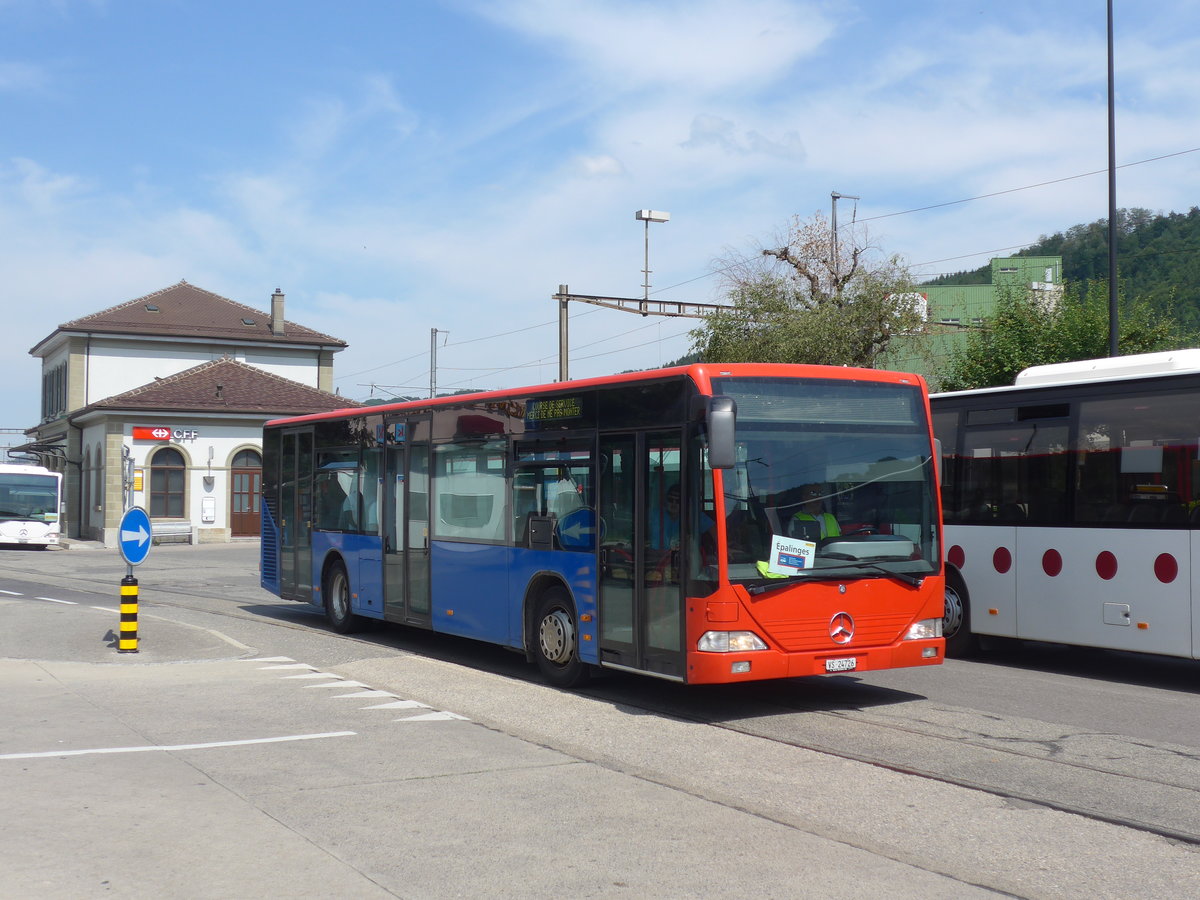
232, 449, 261, 468
230, 448, 263, 537
94, 442, 104, 509
150, 447, 186, 518
82, 447, 92, 524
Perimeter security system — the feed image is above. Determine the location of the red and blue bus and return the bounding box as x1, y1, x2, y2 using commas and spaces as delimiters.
261, 363, 945, 686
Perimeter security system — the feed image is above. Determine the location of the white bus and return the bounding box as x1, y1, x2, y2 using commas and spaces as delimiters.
0, 464, 63, 549
932, 350, 1200, 659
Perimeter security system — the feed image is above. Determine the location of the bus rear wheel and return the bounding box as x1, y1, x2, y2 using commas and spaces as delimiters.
325, 560, 359, 634
943, 571, 976, 657
533, 587, 590, 689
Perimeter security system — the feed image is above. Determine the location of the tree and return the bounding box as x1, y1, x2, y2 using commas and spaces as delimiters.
690, 212, 925, 368
937, 280, 1198, 391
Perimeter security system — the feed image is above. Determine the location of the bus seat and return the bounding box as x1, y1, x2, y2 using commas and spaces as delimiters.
1101, 503, 1130, 522
551, 488, 582, 518
1161, 505, 1188, 525
997, 503, 1026, 522
1127, 504, 1160, 523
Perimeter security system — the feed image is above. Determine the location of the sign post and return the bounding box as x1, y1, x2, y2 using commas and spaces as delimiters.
117, 507, 152, 653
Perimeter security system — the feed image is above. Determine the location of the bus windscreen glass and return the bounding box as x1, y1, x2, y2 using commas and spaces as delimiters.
712, 377, 939, 586
0, 474, 60, 523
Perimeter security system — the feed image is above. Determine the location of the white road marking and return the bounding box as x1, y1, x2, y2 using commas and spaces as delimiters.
0, 731, 357, 761
281, 672, 342, 679
252, 657, 469, 724
362, 700, 430, 710
396, 712, 468, 722
90, 606, 117, 613
36, 597, 77, 605
305, 681, 367, 689
0, 589, 24, 596
258, 663, 316, 670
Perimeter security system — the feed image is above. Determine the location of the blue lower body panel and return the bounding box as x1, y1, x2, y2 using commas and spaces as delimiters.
312, 532, 386, 620
430, 542, 598, 662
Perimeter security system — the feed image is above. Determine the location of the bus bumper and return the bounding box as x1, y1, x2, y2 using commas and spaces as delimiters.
684, 638, 943, 684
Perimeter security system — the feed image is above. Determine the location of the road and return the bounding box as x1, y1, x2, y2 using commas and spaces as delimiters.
1, 542, 1198, 898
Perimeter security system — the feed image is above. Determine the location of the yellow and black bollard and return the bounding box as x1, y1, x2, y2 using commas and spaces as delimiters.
118, 575, 139, 653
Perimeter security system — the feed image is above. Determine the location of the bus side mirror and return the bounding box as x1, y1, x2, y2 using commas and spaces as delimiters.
707, 396, 737, 469
933, 438, 942, 483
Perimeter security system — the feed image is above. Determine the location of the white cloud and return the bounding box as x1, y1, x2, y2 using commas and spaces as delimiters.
681, 114, 804, 160
575, 155, 626, 177
3, 0, 1200, 427
472, 0, 834, 93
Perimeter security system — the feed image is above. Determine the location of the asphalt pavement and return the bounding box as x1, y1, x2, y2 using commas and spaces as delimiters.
2, 542, 1198, 899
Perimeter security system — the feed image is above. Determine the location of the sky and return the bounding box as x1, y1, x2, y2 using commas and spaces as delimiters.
2, 0, 1198, 428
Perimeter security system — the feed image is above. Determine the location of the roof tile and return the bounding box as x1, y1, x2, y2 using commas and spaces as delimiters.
87, 357, 360, 416
52, 281, 346, 347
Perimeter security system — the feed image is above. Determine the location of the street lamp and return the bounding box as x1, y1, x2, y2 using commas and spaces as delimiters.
635, 209, 670, 314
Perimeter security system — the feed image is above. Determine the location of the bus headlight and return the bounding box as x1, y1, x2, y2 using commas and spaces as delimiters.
698, 631, 769, 652
904, 618, 943, 640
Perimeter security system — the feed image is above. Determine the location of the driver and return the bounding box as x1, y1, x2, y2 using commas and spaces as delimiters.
788, 484, 841, 540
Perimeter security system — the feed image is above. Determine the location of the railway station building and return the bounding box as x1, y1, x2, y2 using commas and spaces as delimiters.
21, 281, 356, 546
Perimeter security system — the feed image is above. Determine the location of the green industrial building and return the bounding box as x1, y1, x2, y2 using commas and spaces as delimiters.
883, 255, 1063, 386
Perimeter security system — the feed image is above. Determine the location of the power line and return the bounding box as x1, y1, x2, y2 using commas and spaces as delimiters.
340, 146, 1199, 393
336, 304, 605, 385
651, 145, 1200, 294
437, 326, 693, 390
858, 146, 1200, 224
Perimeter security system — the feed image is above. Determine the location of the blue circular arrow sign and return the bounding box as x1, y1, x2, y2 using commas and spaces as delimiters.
118, 506, 153, 566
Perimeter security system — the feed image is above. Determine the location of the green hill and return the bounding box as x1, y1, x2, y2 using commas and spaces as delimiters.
923, 207, 1200, 326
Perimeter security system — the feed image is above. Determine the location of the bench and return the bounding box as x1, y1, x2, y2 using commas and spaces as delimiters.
151, 521, 194, 545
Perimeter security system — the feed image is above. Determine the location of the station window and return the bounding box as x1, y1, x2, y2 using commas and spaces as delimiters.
149, 447, 186, 518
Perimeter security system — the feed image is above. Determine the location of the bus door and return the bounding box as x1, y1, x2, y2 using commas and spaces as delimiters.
278, 428, 314, 602
383, 417, 431, 626
598, 431, 685, 679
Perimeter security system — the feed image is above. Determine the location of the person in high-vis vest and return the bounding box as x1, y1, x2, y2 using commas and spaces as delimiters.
788, 484, 841, 540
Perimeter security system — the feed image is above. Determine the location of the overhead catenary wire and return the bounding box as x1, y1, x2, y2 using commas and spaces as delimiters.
341, 144, 1199, 400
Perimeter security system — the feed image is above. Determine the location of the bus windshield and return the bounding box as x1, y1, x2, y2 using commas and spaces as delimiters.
712, 377, 939, 586
0, 474, 60, 522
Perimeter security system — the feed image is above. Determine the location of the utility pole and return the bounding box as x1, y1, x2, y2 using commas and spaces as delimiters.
557, 284, 569, 382
831, 191, 859, 293
1106, 0, 1119, 356
429, 328, 440, 398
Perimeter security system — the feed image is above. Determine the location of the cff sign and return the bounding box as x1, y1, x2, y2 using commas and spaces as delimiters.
132, 426, 199, 442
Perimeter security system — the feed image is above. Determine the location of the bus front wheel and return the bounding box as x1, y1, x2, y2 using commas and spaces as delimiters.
943, 571, 976, 657
324, 560, 359, 634
533, 587, 590, 689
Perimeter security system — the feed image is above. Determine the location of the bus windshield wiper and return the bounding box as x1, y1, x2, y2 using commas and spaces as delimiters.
745, 571, 844, 596
746, 562, 924, 595
820, 560, 925, 588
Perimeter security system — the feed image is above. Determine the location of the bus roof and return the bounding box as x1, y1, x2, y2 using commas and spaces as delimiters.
933, 349, 1200, 400
266, 361, 926, 428
0, 464, 58, 477
1014, 349, 1200, 387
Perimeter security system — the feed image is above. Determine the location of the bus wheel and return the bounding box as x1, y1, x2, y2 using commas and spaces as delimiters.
943, 572, 976, 657
533, 587, 590, 688
325, 560, 359, 634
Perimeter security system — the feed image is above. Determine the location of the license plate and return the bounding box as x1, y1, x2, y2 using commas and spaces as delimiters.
825, 657, 857, 673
